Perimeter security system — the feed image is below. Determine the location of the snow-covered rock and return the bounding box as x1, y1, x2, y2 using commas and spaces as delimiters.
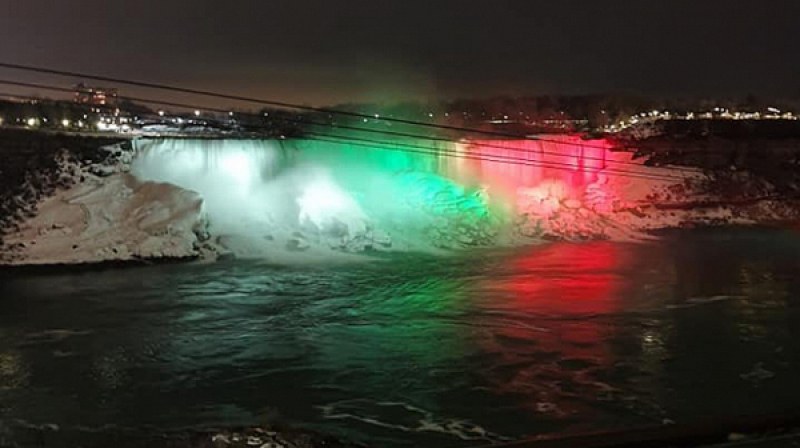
2, 173, 206, 265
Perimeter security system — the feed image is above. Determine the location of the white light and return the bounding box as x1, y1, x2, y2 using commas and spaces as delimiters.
26, 117, 37, 127
297, 178, 365, 232
61, 119, 70, 127
229, 111, 234, 116
158, 110, 165, 117
219, 152, 253, 185
194, 110, 201, 117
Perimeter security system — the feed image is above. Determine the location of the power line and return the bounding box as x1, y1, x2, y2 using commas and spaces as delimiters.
0, 61, 625, 150
0, 84, 686, 182
0, 78, 699, 177
0, 85, 684, 181
300, 132, 684, 182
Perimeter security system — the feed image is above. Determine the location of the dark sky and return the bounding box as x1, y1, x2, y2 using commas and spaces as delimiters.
1, 0, 799, 106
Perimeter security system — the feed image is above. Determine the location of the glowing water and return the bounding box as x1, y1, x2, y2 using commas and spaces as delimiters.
130, 137, 619, 258
130, 138, 499, 257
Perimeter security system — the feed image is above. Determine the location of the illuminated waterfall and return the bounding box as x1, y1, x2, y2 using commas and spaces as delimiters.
129, 136, 614, 257
130, 138, 499, 257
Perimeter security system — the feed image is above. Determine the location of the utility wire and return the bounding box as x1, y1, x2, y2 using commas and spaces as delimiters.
0, 79, 698, 179
0, 61, 627, 150
0, 85, 686, 181
302, 133, 684, 182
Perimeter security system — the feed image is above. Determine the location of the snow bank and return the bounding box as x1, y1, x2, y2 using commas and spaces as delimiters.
0, 140, 207, 266
1, 173, 205, 265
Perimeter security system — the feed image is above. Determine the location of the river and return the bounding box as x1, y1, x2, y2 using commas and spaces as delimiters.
1, 228, 799, 447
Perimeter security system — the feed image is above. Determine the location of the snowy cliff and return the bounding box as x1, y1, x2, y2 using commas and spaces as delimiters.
0, 132, 208, 265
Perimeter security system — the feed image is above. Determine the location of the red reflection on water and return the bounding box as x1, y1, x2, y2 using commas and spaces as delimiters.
503, 242, 625, 311
476, 242, 632, 416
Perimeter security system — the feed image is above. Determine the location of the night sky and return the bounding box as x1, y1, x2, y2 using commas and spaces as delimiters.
1, 0, 799, 106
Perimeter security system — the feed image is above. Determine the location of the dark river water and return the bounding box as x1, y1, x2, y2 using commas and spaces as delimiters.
1, 228, 800, 447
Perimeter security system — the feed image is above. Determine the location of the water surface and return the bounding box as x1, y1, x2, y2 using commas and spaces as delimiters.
1, 228, 800, 447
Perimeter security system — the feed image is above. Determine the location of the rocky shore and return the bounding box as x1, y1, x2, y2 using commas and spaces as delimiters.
2, 424, 365, 448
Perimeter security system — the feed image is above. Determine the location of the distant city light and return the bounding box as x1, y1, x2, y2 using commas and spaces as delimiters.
61, 119, 70, 127
26, 117, 37, 127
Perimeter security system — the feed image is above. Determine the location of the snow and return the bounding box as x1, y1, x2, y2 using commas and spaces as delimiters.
2, 173, 205, 265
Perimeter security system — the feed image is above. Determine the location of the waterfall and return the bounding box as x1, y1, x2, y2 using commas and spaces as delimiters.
129, 138, 499, 257
128, 136, 614, 258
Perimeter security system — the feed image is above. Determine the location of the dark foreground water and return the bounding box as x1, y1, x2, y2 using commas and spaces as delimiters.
1, 228, 800, 447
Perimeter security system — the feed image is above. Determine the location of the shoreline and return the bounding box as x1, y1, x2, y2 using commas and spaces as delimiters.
3, 222, 798, 272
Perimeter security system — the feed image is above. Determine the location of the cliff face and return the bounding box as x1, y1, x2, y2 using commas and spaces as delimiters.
0, 129, 133, 236
0, 130, 208, 265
